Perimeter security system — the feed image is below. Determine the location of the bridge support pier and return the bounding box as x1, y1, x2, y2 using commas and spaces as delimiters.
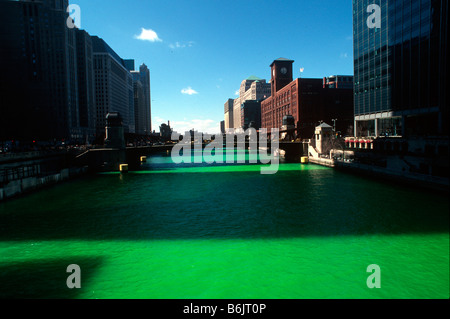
278, 142, 308, 162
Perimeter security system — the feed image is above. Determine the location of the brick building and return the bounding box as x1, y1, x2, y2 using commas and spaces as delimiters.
261, 58, 354, 139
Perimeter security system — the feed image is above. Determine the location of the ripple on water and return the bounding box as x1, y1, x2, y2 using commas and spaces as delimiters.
0, 156, 448, 299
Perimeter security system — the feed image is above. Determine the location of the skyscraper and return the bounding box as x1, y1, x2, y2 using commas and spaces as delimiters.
128, 63, 152, 136
75, 29, 96, 141
92, 36, 135, 134
138, 64, 152, 135
0, 0, 80, 141
130, 72, 145, 135
353, 0, 448, 137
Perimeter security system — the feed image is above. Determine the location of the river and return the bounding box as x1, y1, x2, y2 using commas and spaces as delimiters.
0, 150, 448, 298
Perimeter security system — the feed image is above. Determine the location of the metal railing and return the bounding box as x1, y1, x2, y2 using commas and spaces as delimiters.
0, 164, 40, 185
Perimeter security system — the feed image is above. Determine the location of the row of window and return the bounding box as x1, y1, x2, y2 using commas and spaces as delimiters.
353, 0, 445, 116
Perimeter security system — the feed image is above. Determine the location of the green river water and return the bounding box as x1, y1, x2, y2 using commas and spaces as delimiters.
0, 150, 448, 299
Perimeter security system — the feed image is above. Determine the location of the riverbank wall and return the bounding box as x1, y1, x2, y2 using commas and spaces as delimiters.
309, 157, 335, 168
0, 151, 89, 202
307, 154, 449, 194
307, 136, 449, 193
335, 160, 449, 193
0, 166, 88, 202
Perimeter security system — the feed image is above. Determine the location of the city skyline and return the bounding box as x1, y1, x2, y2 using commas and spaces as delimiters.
0, 0, 448, 302
72, 0, 354, 134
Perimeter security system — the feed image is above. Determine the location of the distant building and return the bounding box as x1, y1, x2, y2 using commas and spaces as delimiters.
139, 64, 152, 135
228, 76, 271, 131
323, 75, 354, 89
123, 59, 136, 73
241, 100, 262, 130
224, 99, 234, 131
129, 64, 152, 135
131, 73, 145, 135
220, 121, 225, 134
160, 122, 172, 140
92, 36, 135, 134
353, 0, 448, 137
261, 58, 354, 139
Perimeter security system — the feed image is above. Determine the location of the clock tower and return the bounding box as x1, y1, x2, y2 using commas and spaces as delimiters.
270, 58, 294, 93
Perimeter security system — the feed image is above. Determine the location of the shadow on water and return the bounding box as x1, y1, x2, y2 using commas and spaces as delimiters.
0, 256, 103, 299
0, 165, 449, 242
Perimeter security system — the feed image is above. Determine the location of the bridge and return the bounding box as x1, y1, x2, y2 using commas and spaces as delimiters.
75, 140, 309, 172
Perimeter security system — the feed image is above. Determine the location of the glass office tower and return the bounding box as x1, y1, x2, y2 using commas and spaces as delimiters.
353, 0, 448, 137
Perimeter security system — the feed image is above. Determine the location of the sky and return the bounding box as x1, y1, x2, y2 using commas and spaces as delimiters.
72, 0, 354, 134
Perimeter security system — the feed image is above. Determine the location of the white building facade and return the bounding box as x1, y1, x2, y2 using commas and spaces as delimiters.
227, 76, 271, 132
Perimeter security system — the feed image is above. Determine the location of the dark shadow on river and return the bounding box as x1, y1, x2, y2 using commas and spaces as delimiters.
0, 256, 104, 299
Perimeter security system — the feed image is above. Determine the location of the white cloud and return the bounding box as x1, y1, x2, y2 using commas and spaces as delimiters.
340, 53, 349, 59
169, 42, 183, 49
134, 28, 162, 42
154, 116, 165, 124
181, 87, 198, 95
235, 90, 240, 96
169, 41, 194, 49
171, 119, 220, 134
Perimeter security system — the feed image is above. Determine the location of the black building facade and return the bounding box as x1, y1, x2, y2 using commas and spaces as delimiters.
353, 0, 448, 137
75, 29, 96, 140
0, 0, 81, 141
241, 100, 262, 130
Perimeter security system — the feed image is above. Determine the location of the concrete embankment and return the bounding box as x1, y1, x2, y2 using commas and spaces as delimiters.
0, 151, 89, 202
333, 160, 449, 193
308, 156, 449, 193
0, 166, 88, 202
309, 157, 335, 167
307, 140, 449, 193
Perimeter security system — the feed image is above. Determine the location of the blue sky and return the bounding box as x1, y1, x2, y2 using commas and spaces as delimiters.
72, 0, 354, 134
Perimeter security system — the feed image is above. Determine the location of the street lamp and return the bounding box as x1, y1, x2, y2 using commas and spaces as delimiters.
332, 119, 337, 133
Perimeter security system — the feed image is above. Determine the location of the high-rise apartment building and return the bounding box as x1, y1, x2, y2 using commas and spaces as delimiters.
353, 0, 448, 137
92, 36, 135, 134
